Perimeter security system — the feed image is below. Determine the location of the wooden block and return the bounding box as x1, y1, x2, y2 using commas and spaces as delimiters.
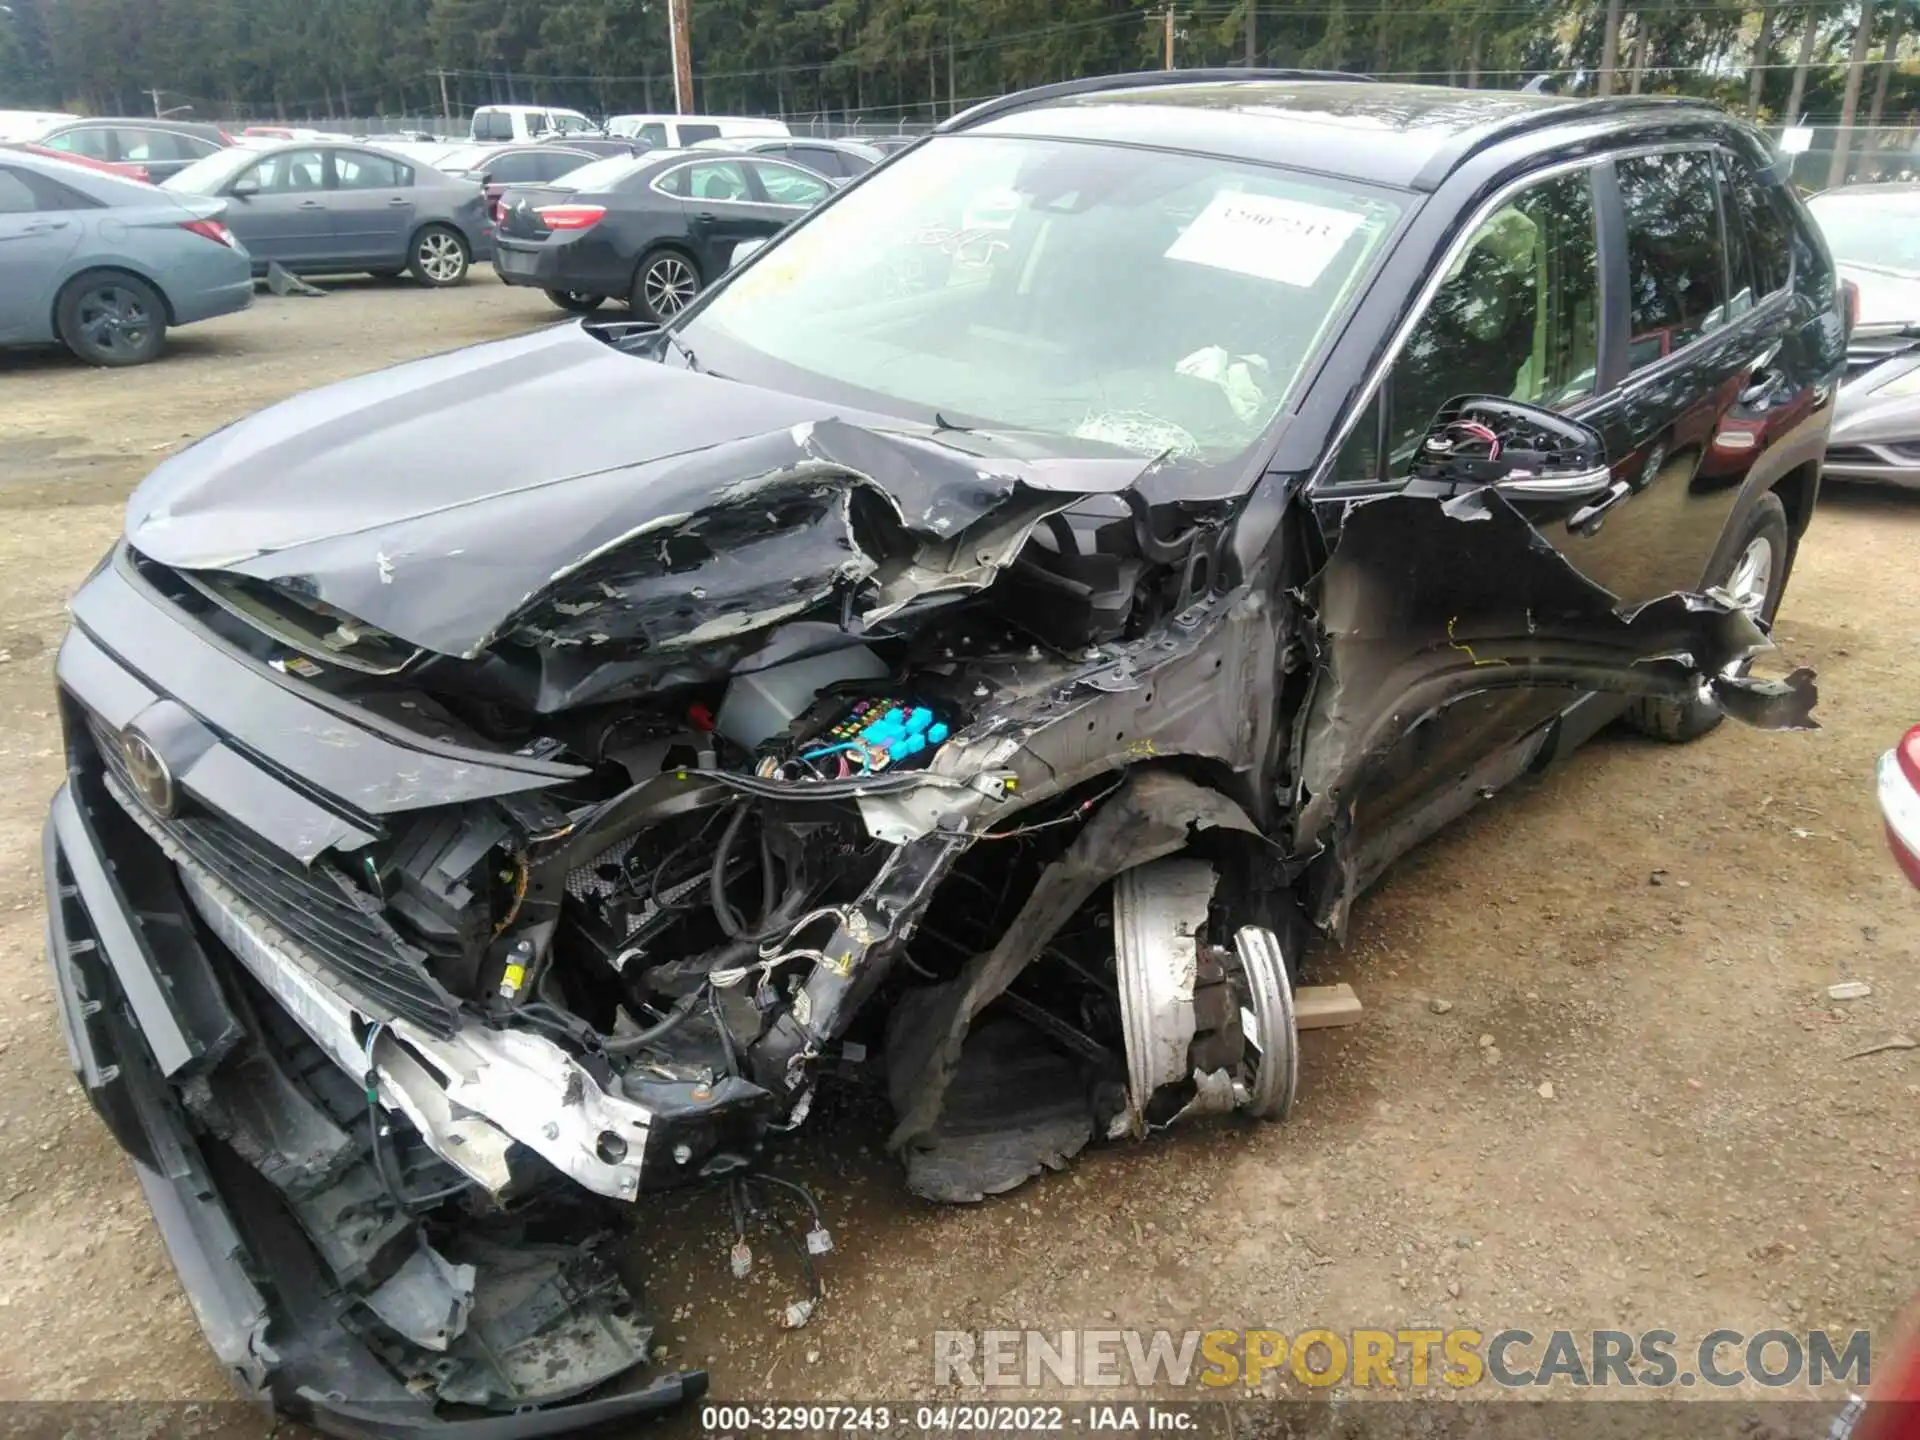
1293, 983, 1363, 1030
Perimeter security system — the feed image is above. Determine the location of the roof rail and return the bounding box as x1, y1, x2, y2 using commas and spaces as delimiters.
941, 67, 1372, 134
1409, 92, 1726, 189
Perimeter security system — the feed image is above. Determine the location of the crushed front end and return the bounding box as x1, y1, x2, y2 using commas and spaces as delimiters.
45, 396, 1818, 1431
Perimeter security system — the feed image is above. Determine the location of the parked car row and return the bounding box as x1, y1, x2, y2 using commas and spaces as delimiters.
491, 148, 835, 318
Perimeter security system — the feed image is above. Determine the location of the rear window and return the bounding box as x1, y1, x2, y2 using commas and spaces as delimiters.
473, 110, 512, 142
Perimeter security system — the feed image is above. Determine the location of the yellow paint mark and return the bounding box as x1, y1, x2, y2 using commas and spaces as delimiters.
1447, 616, 1510, 667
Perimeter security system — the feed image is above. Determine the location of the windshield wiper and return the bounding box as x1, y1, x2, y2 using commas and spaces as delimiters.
659, 328, 700, 372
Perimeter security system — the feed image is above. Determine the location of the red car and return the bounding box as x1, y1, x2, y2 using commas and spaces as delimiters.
5, 141, 149, 183
1880, 724, 1920, 886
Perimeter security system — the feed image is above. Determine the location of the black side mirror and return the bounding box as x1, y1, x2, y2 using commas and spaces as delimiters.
230, 177, 259, 199
1411, 396, 1610, 499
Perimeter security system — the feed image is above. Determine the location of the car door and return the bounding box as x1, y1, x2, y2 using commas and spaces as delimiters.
1311, 162, 1618, 880
0, 163, 85, 341
327, 148, 415, 263
1310, 146, 1795, 889
223, 149, 330, 266
654, 158, 766, 274
740, 158, 831, 221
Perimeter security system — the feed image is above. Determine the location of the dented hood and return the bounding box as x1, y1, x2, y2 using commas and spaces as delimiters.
124, 322, 1151, 665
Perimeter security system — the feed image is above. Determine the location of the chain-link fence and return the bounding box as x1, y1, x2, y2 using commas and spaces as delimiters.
1764, 123, 1920, 191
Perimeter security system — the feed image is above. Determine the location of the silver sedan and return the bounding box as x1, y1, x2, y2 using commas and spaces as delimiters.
1808, 183, 1920, 488
164, 141, 491, 287
0, 147, 252, 366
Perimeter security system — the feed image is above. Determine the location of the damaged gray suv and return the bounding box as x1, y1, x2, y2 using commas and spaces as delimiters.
43, 71, 1840, 1434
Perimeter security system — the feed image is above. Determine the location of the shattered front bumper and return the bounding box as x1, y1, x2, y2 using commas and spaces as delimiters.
43, 789, 707, 1436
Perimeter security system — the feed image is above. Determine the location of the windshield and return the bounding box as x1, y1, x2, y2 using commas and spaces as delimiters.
163, 147, 255, 194
683, 135, 1403, 462
1809, 189, 1920, 274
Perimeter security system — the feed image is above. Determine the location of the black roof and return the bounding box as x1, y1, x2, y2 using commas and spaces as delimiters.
950, 72, 1721, 191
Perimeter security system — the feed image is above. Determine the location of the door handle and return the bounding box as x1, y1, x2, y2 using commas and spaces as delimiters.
387, 196, 411, 206
22, 220, 70, 233
297, 200, 326, 210
695, 211, 717, 221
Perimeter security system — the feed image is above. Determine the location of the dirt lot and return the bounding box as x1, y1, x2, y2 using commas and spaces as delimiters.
1, 274, 1916, 1421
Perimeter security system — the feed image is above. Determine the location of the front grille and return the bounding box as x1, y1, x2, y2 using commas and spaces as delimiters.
86, 715, 461, 1037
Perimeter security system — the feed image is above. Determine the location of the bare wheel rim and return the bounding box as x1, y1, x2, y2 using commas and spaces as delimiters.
76, 285, 154, 357
643, 255, 697, 316
417, 231, 465, 281
1726, 534, 1775, 620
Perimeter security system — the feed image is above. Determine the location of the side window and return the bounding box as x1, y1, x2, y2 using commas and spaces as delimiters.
47, 128, 112, 160
248, 149, 327, 193
657, 159, 750, 200
474, 111, 510, 142
0, 167, 40, 213
334, 151, 408, 189
677, 123, 722, 145
797, 146, 845, 177
526, 112, 549, 137
638, 122, 669, 147
119, 128, 188, 162
486, 151, 543, 183
751, 160, 830, 207
1617, 150, 1729, 372
1382, 169, 1601, 467
1718, 151, 1792, 298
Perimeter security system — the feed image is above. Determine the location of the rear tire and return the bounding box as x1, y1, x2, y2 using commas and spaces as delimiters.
1621, 492, 1792, 743
629, 247, 700, 324
56, 271, 167, 367
408, 225, 470, 287
546, 289, 606, 313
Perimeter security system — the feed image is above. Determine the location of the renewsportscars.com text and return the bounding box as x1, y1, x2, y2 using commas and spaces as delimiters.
933, 1328, 1872, 1390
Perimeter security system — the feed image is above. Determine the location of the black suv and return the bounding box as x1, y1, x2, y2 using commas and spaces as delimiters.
43, 74, 1839, 1435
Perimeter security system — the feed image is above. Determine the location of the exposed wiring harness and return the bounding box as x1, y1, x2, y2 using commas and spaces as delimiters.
361, 1022, 475, 1212
727, 1170, 831, 1328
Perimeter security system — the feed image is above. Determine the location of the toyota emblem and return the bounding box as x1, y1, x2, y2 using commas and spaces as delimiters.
119, 728, 176, 818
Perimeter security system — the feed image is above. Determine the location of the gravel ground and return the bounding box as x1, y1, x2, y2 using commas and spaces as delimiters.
0, 273, 1915, 1426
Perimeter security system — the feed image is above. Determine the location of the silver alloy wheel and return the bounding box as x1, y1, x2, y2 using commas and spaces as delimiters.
416, 230, 466, 283
1726, 534, 1775, 620
76, 284, 154, 359
643, 254, 698, 317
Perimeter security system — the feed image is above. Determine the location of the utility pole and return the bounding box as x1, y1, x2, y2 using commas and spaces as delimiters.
434, 69, 451, 124
947, 0, 956, 116
669, 0, 693, 114
1596, 0, 1625, 97
1161, 6, 1180, 69
1243, 0, 1255, 66
147, 87, 164, 116
1828, 0, 1879, 188
1785, 5, 1818, 122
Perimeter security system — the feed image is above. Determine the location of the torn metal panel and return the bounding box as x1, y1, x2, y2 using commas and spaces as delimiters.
898, 1018, 1097, 1204
1293, 486, 1819, 900
884, 770, 1259, 1153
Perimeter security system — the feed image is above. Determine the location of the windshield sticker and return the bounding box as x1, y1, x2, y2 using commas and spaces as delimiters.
1165, 192, 1366, 287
